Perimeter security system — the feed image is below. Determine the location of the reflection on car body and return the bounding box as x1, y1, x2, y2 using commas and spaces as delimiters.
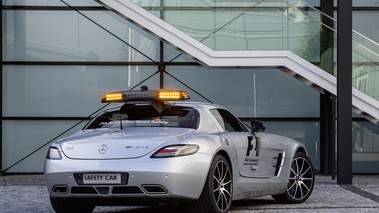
45, 87, 315, 213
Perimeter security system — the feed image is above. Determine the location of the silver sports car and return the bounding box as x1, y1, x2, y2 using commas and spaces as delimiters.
44, 87, 315, 213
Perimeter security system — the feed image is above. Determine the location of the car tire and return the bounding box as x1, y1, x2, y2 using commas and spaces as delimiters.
191, 154, 233, 213
272, 152, 315, 204
50, 197, 95, 213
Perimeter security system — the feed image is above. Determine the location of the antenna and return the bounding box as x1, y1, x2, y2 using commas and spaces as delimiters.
120, 115, 123, 130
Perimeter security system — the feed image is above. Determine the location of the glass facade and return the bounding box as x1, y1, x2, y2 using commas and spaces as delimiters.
130, 0, 379, 103
1, 0, 379, 173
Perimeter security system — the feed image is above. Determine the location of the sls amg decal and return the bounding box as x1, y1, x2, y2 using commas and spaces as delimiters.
125, 145, 149, 149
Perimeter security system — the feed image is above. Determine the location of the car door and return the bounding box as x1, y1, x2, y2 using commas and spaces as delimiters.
209, 109, 271, 178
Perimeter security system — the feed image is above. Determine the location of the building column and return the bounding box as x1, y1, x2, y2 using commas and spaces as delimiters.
319, 0, 336, 177
0, 0, 3, 176
337, 0, 353, 185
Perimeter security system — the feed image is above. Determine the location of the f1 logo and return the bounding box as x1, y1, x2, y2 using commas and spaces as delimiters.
246, 136, 254, 156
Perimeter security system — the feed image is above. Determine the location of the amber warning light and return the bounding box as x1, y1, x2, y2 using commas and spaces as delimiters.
158, 91, 190, 101
103, 93, 123, 102
101, 88, 190, 103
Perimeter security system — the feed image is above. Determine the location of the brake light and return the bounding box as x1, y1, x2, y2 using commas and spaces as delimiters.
151, 144, 199, 158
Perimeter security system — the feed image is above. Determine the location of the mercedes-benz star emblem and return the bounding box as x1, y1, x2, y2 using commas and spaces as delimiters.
98, 144, 108, 154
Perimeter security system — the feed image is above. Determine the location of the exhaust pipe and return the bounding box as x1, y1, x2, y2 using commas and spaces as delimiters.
52, 185, 68, 194
141, 185, 167, 194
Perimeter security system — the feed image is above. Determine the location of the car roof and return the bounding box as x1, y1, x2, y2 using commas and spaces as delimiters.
167, 101, 225, 109
102, 101, 225, 111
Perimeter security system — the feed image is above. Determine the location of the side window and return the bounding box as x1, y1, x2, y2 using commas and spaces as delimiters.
210, 109, 248, 132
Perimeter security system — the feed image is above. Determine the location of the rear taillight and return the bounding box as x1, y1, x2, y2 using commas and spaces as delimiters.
151, 144, 199, 158
46, 147, 62, 160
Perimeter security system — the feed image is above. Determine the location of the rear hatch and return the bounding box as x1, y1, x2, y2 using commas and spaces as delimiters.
60, 127, 194, 159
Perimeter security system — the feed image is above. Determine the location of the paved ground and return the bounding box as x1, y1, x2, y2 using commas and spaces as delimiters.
1, 174, 379, 213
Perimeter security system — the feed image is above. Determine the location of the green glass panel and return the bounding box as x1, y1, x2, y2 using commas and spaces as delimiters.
2, 120, 85, 173
2, 10, 160, 62
3, 65, 159, 117
130, 0, 379, 102
163, 66, 320, 118
352, 118, 379, 173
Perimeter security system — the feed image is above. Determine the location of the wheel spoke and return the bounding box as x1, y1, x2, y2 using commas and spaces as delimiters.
290, 168, 296, 176
223, 180, 232, 186
293, 183, 299, 198
300, 181, 310, 193
215, 191, 221, 206
216, 164, 221, 181
224, 188, 232, 197
220, 162, 225, 179
213, 186, 220, 193
287, 181, 296, 191
221, 167, 229, 182
221, 193, 226, 210
213, 175, 220, 184
299, 182, 304, 198
301, 166, 311, 177
221, 192, 229, 210
302, 177, 313, 181
294, 159, 299, 174
301, 184, 311, 192
219, 192, 223, 210
299, 159, 305, 174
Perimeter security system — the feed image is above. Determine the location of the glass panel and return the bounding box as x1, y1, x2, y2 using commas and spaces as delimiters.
352, 120, 379, 173
353, 12, 379, 44
3, 65, 159, 117
352, 32, 379, 100
353, 0, 379, 7
242, 120, 321, 172
2, 120, 86, 173
302, 0, 320, 7
3, 0, 101, 6
3, 10, 159, 62
163, 43, 196, 63
132, 0, 326, 54
163, 67, 320, 118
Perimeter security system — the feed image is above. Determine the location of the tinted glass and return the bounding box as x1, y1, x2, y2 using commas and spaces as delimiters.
86, 105, 199, 129
210, 109, 249, 132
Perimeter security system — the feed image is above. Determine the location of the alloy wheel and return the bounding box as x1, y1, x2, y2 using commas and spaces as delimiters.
287, 156, 314, 201
213, 160, 232, 212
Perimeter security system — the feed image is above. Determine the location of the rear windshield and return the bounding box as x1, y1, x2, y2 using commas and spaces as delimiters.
85, 104, 199, 129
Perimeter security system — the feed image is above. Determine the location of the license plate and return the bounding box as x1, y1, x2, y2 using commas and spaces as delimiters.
82, 173, 121, 184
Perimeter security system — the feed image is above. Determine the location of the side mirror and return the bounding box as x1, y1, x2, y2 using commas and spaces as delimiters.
251, 120, 265, 132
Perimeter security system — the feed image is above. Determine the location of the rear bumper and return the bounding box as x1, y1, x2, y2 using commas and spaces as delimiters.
50, 196, 192, 207
44, 153, 212, 201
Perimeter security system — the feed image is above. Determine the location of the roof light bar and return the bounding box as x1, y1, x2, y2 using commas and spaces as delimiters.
101, 88, 190, 103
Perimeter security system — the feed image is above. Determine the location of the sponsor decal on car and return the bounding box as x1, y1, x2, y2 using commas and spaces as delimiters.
125, 145, 150, 149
